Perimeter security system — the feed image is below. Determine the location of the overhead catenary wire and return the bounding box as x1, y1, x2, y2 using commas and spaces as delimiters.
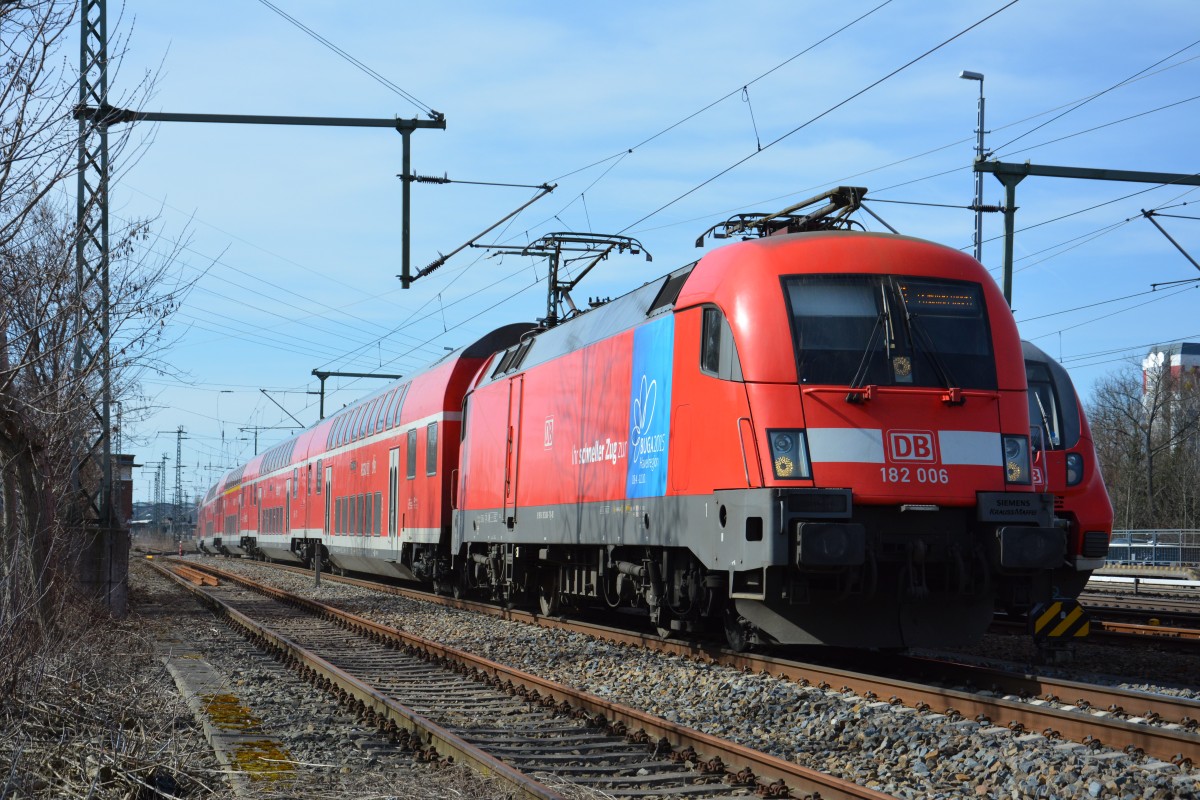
855, 93, 1200, 215
121, 182, 414, 301
133, 247, 446, 368
105, 207, 461, 366
132, 9, 1198, 470
110, 209, 435, 354
1025, 283, 1198, 341
861, 198, 974, 210
619, 46, 1200, 249
546, 0, 896, 185
260, 272, 548, 428
1059, 332, 1200, 365
1003, 220, 1136, 277
617, 1, 1021, 234
990, 37, 1200, 155
513, 0, 898, 238
132, 5, 1195, 384
625, 62, 1200, 241
1016, 281, 1196, 324
1007, 187, 1200, 278
254, 0, 440, 119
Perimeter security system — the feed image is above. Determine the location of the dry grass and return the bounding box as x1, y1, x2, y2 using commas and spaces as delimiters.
0, 563, 627, 799
0, 591, 228, 799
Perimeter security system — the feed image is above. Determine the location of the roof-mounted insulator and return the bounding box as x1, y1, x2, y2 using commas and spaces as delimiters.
400, 172, 450, 184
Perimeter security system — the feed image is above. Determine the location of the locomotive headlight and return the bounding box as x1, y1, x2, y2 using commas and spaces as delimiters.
768, 429, 811, 480
1002, 434, 1031, 485
1066, 453, 1084, 486
1004, 437, 1022, 461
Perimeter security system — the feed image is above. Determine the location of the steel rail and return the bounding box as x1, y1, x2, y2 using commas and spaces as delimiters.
1085, 602, 1200, 617
240, 561, 1200, 726
1097, 620, 1200, 642
1080, 594, 1200, 621
1083, 606, 1200, 628
894, 656, 1200, 729
707, 653, 1200, 764
179, 558, 1200, 764
992, 617, 1200, 649
149, 561, 567, 800
175, 560, 895, 800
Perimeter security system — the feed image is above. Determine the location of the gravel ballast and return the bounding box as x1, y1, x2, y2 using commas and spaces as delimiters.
177, 557, 1199, 799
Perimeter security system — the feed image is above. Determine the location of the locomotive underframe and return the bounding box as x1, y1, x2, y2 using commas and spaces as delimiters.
453, 486, 1066, 648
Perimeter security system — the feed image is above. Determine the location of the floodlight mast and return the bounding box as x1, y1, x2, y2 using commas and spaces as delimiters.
959, 70, 986, 264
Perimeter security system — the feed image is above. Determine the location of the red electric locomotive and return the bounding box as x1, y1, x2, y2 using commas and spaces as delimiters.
1022, 340, 1114, 599
451, 230, 1063, 650
195, 195, 1071, 650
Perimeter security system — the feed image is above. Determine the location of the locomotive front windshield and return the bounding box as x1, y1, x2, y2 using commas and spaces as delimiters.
1025, 361, 1064, 449
784, 275, 997, 389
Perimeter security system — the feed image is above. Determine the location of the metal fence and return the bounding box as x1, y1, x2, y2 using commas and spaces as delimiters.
1106, 530, 1200, 566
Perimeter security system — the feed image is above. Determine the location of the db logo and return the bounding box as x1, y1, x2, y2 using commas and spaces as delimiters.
887, 430, 938, 463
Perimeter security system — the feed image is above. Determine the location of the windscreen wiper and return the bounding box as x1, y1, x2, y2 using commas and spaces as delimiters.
905, 312, 965, 405
845, 311, 886, 403
1033, 391, 1057, 448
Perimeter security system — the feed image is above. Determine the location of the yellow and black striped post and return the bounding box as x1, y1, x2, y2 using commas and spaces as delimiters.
1030, 599, 1090, 642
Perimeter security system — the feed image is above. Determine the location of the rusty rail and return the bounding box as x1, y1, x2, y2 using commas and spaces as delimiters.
170, 560, 894, 800
176, 558, 1200, 765
149, 561, 566, 800
170, 562, 219, 586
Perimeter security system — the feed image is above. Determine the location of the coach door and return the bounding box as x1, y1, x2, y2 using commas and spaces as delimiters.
388, 447, 399, 539
324, 466, 332, 534
504, 374, 524, 529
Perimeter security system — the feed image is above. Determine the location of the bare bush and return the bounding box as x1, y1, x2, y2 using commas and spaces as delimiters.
1088, 359, 1200, 529
1, 1, 185, 639
0, 588, 224, 799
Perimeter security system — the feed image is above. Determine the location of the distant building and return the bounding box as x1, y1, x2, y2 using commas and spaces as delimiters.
1142, 342, 1200, 441
1143, 342, 1200, 390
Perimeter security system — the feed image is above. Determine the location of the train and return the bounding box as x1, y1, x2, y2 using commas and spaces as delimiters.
196, 220, 1103, 650
1021, 340, 1114, 600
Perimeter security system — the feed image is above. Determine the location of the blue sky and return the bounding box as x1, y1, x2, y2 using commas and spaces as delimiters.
94, 1, 1199, 507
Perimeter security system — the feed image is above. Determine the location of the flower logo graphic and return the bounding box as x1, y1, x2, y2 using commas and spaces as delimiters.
630, 374, 656, 449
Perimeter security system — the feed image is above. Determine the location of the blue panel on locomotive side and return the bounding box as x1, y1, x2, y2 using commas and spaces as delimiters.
626, 314, 674, 499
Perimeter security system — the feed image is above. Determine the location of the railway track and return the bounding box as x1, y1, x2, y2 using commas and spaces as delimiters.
1078, 591, 1200, 627
990, 614, 1200, 652
152, 559, 894, 799
176, 558, 1200, 767
1089, 620, 1200, 644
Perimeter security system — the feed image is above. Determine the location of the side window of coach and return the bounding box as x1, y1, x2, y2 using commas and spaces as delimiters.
406, 429, 417, 479
426, 422, 438, 476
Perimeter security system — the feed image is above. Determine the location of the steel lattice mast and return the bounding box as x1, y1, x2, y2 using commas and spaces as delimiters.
75, 0, 115, 528
174, 426, 185, 524
72, 0, 446, 536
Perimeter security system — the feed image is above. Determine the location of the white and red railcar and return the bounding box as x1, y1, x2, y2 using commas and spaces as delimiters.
195, 325, 532, 577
